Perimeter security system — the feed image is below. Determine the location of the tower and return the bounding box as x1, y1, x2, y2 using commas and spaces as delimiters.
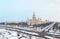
32, 12, 37, 25
32, 12, 36, 21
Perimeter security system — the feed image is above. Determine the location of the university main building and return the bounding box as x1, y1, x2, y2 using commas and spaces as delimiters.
26, 12, 49, 26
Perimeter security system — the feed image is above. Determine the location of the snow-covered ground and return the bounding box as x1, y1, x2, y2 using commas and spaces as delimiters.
0, 29, 45, 39
0, 29, 18, 39
0, 29, 59, 39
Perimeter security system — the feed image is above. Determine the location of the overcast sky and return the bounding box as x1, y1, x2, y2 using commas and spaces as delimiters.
0, 0, 60, 22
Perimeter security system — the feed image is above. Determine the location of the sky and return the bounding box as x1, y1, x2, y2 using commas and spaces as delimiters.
0, 0, 60, 22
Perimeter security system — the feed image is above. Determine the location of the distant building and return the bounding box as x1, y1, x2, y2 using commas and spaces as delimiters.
26, 12, 48, 26
26, 12, 49, 26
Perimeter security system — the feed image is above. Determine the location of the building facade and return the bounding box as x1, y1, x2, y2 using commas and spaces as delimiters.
26, 12, 46, 26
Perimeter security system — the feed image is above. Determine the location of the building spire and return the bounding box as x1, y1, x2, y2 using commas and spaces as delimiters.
32, 11, 36, 20
33, 12, 35, 18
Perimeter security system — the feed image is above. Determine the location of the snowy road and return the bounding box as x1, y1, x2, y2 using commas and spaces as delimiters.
0, 29, 59, 39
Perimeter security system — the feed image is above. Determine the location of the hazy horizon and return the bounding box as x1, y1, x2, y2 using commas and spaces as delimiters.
0, 0, 60, 22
